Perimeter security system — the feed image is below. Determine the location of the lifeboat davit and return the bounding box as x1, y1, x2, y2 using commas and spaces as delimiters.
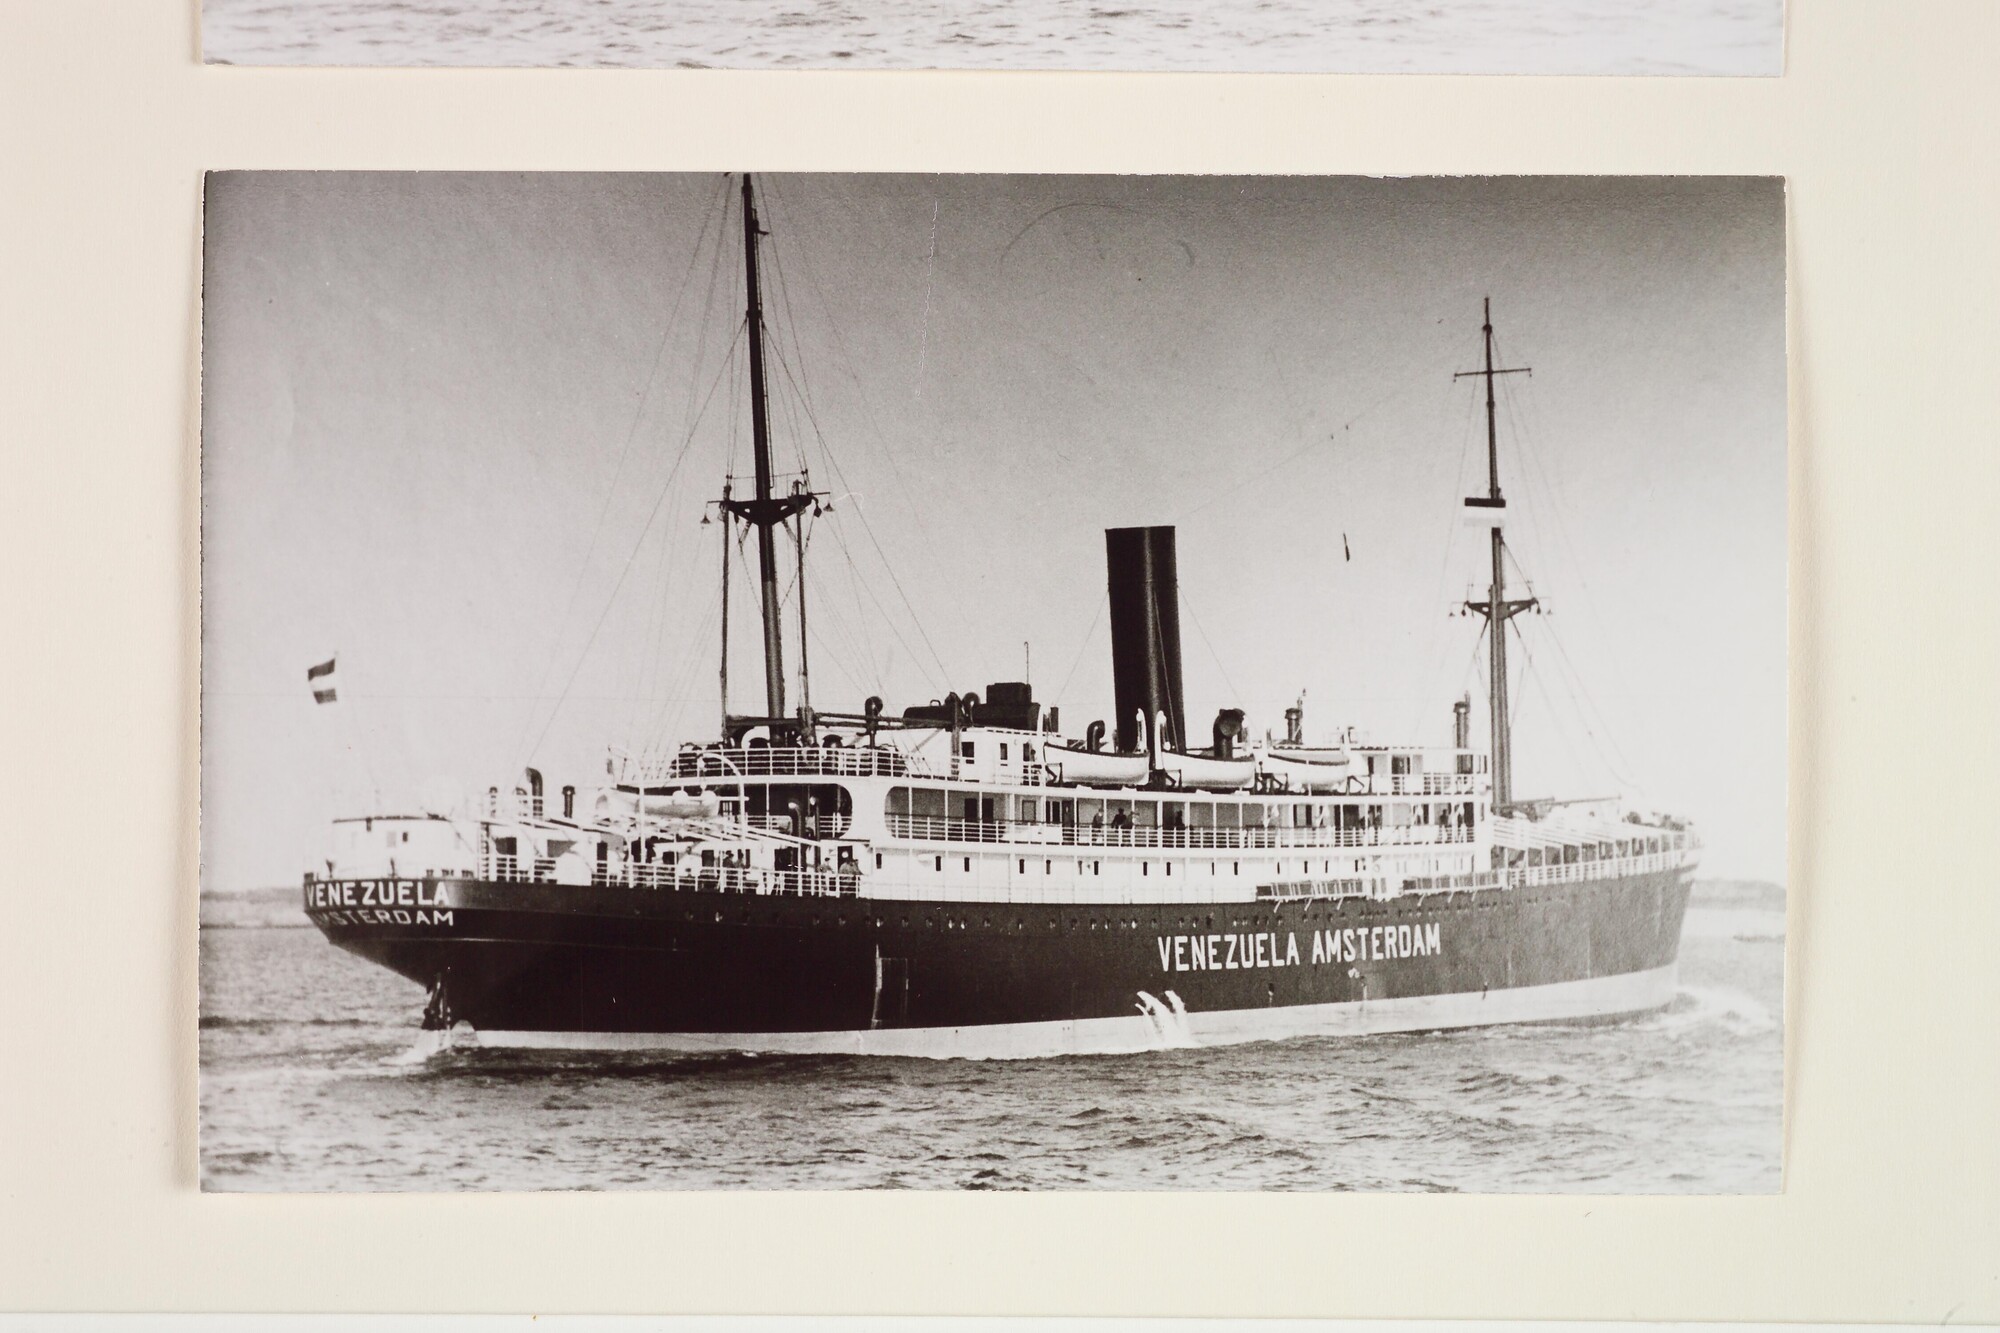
1045, 745, 1151, 787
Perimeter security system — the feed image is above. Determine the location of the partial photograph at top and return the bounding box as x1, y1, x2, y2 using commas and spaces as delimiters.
200, 0, 1785, 74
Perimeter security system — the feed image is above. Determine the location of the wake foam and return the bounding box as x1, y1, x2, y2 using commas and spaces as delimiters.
1647, 984, 1777, 1037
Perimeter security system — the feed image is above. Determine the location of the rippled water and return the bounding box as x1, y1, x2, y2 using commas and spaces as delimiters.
200, 0, 1783, 73
198, 879, 1783, 1191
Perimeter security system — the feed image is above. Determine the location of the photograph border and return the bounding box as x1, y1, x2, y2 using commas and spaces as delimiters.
3, 0, 1998, 1318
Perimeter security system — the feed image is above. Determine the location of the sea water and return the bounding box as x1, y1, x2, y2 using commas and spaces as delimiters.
198, 879, 1783, 1191
199, 0, 1783, 74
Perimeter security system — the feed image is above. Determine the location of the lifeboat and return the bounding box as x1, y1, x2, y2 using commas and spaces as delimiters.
1044, 744, 1151, 787
1270, 744, 1351, 765
1156, 750, 1257, 790
606, 788, 723, 821
642, 791, 722, 820
1259, 747, 1351, 792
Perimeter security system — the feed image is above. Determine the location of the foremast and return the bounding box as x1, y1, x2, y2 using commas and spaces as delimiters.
1457, 298, 1537, 814
718, 173, 817, 742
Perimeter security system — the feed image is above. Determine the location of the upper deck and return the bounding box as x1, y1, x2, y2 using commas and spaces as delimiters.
612, 734, 1489, 801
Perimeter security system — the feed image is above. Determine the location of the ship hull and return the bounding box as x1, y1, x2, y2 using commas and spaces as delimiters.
304, 865, 1692, 1058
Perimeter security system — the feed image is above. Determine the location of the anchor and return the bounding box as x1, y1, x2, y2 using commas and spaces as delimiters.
420, 972, 455, 1031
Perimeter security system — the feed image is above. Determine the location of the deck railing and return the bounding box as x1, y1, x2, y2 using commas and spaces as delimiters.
1501, 847, 1693, 888
308, 862, 859, 899
643, 746, 919, 782
883, 814, 1476, 850
741, 813, 854, 839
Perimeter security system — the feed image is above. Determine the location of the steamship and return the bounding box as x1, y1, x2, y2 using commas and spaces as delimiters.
302, 176, 1699, 1058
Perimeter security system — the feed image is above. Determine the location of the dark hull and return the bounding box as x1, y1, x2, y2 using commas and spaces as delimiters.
304, 867, 1692, 1056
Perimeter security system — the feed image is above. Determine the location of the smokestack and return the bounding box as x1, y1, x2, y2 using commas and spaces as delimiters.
1453, 695, 1471, 749
1105, 526, 1186, 754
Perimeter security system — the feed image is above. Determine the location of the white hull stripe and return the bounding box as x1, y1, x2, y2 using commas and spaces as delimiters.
466, 963, 1679, 1060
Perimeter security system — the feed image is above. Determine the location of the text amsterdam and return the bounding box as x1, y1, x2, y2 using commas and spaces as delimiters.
1155, 922, 1443, 972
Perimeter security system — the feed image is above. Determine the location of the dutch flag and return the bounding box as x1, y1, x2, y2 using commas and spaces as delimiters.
307, 656, 337, 705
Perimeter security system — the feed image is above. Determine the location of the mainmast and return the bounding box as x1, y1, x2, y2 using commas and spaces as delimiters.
1457, 298, 1536, 811
720, 173, 812, 733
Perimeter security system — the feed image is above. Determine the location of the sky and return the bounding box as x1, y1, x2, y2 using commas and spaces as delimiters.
201, 172, 1786, 889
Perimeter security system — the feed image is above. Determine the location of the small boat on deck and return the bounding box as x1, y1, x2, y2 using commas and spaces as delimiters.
1043, 744, 1151, 787
1155, 749, 1257, 789
1259, 748, 1351, 792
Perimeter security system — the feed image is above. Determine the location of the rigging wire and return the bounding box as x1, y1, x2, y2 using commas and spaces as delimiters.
642, 577, 724, 751
1493, 361, 1642, 781
1511, 621, 1614, 797
764, 335, 956, 687
1173, 381, 1406, 524
521, 310, 751, 768
1179, 591, 1243, 712
756, 176, 964, 635
1049, 606, 1103, 712
821, 511, 946, 697
1415, 338, 1489, 737
507, 175, 730, 772
912, 191, 941, 400
798, 515, 897, 701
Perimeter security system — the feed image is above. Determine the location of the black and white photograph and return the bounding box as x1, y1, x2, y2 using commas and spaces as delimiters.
199, 172, 1786, 1192
199, 0, 1786, 73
